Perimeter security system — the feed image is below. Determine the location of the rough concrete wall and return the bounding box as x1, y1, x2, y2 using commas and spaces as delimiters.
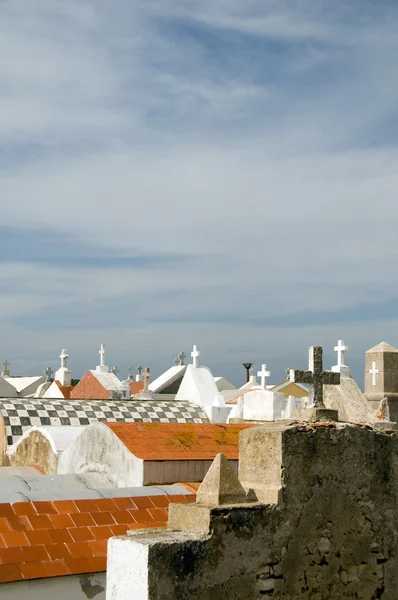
111, 425, 398, 599
7, 430, 58, 474
143, 460, 238, 486
3, 572, 106, 600
70, 372, 107, 400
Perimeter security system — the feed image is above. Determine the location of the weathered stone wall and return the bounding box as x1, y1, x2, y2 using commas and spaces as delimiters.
107, 424, 398, 599
7, 429, 57, 474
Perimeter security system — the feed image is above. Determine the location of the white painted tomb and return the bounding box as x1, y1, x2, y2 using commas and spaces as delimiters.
175, 346, 231, 422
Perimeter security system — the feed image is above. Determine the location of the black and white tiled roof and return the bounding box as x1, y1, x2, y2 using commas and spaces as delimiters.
0, 398, 209, 446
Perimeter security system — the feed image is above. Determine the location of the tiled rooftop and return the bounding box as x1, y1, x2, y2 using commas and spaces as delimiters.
104, 422, 254, 460
0, 493, 195, 583
54, 380, 74, 399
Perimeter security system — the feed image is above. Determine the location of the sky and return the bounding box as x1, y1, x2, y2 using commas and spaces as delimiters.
1, 0, 398, 387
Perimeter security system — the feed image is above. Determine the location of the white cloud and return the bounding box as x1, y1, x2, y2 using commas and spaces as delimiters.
1, 0, 398, 383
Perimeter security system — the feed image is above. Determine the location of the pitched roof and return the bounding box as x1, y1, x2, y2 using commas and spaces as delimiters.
104, 422, 254, 460
129, 381, 144, 395
0, 493, 195, 583
54, 381, 74, 399
148, 365, 186, 393
3, 377, 45, 394
366, 341, 398, 354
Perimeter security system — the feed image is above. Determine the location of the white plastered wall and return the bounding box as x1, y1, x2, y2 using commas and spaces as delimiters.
58, 422, 144, 487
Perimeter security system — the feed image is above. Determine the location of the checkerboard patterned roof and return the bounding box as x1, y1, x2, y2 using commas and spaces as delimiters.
0, 398, 209, 446
0, 493, 195, 583
105, 422, 254, 460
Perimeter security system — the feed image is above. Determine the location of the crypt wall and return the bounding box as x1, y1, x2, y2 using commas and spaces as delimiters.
107, 423, 398, 599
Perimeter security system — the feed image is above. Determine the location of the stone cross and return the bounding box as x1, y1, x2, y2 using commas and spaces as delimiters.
44, 366, 54, 381
111, 366, 119, 377
289, 346, 340, 408
257, 364, 271, 390
2, 360, 10, 376
99, 344, 106, 366
143, 367, 151, 391
136, 365, 143, 382
60, 349, 69, 368
369, 361, 380, 386
334, 340, 348, 367
191, 345, 200, 368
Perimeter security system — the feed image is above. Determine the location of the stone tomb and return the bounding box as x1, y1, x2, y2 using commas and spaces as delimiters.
107, 422, 398, 600
365, 342, 398, 417
58, 422, 252, 487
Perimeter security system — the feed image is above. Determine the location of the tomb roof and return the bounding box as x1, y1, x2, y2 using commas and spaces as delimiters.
3, 376, 45, 394
53, 380, 74, 398
129, 380, 145, 395
0, 397, 209, 446
148, 365, 186, 393
366, 341, 398, 353
0, 491, 195, 583
104, 422, 253, 460
0, 472, 194, 503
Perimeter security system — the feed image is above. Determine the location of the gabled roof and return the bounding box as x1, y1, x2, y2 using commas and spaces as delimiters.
54, 380, 74, 399
90, 370, 123, 391
3, 376, 45, 394
129, 381, 144, 395
0, 492, 195, 583
104, 422, 254, 460
366, 341, 398, 354
148, 365, 186, 393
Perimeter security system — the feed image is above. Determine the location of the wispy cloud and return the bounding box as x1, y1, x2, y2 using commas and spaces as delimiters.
1, 0, 398, 384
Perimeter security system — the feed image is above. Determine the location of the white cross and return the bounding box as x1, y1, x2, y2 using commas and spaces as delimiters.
257, 364, 271, 389
369, 361, 380, 386
191, 345, 200, 368
143, 367, 151, 391
60, 349, 69, 368
334, 340, 348, 367
99, 344, 106, 366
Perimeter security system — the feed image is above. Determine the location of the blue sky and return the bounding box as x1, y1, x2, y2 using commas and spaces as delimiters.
1, 0, 398, 385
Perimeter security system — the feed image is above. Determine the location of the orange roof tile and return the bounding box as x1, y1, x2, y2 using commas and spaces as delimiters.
129, 381, 145, 395
104, 422, 254, 460
54, 381, 74, 399
0, 493, 194, 583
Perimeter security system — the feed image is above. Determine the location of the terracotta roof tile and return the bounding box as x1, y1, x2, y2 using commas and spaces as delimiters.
104, 422, 253, 460
0, 492, 195, 582
54, 380, 74, 399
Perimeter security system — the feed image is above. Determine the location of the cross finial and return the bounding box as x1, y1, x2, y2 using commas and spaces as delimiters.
143, 367, 151, 391
136, 365, 143, 382
99, 344, 106, 366
289, 346, 340, 408
44, 366, 54, 382
369, 361, 380, 386
2, 360, 10, 377
334, 340, 348, 367
191, 345, 200, 368
257, 364, 271, 389
60, 349, 69, 369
